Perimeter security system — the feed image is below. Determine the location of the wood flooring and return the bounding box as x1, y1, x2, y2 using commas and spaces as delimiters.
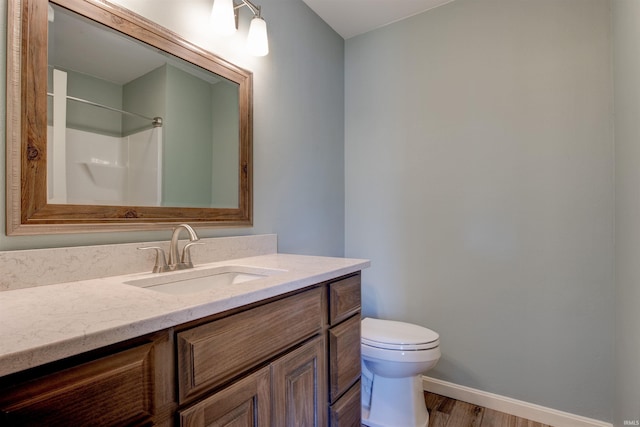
424, 392, 553, 427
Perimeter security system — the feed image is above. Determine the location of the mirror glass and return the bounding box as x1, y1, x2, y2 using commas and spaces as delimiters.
47, 4, 240, 208
6, 0, 253, 235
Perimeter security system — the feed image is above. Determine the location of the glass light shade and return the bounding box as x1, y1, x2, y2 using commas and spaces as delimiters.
246, 17, 269, 56
211, 0, 237, 35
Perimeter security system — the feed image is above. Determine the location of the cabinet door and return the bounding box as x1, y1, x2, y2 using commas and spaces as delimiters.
271, 337, 326, 427
0, 343, 158, 427
178, 367, 270, 427
328, 314, 361, 403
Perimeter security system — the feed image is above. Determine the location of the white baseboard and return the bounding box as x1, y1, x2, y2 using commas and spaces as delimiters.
422, 376, 612, 427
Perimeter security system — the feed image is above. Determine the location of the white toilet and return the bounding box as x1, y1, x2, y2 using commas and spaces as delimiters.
361, 317, 441, 427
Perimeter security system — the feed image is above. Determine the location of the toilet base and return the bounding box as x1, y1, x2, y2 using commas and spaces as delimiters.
362, 374, 429, 427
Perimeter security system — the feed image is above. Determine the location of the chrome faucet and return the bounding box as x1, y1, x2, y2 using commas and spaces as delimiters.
138, 224, 203, 273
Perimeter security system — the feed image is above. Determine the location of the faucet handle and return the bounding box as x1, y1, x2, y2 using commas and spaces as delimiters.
181, 242, 205, 268
138, 246, 169, 273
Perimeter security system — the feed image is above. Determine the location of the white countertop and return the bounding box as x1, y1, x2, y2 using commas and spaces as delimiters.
0, 253, 369, 377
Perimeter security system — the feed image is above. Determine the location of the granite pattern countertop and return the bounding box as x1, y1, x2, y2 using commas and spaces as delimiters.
0, 253, 369, 377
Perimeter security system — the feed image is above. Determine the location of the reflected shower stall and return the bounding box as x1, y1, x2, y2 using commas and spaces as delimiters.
47, 68, 163, 206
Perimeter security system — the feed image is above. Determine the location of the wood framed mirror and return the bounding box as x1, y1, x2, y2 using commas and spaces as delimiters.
6, 0, 253, 235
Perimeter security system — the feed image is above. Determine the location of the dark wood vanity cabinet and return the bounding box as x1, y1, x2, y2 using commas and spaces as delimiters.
0, 272, 362, 427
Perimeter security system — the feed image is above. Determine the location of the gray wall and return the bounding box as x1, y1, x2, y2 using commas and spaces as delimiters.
345, 0, 614, 421
211, 80, 240, 208
613, 0, 640, 425
0, 0, 345, 256
163, 64, 214, 207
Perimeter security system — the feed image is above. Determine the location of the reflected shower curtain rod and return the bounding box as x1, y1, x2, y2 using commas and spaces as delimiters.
46, 92, 163, 127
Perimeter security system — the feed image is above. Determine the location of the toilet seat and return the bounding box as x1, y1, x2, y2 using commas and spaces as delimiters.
362, 318, 439, 351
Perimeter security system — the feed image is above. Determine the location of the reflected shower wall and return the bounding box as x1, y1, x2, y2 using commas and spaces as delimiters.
47, 126, 162, 206
63, 126, 161, 205
47, 68, 163, 206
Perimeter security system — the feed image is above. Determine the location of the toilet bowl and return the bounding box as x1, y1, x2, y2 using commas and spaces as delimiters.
361, 317, 441, 427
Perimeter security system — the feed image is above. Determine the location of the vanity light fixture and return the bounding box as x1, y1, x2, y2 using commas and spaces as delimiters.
211, 0, 269, 56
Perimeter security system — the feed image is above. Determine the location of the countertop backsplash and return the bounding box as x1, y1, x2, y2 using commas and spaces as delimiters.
0, 234, 277, 292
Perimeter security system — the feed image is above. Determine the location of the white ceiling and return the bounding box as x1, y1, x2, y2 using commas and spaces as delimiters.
301, 0, 456, 39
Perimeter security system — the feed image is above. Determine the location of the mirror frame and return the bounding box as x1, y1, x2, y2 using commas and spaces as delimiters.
6, 0, 253, 235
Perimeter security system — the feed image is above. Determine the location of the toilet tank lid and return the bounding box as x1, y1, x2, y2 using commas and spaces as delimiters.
361, 317, 439, 346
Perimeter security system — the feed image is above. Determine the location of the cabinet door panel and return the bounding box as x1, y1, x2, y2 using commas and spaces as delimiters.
0, 343, 156, 427
178, 367, 270, 427
328, 314, 361, 403
271, 337, 326, 427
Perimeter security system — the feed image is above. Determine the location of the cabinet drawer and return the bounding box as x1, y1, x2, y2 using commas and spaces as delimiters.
328, 314, 361, 402
177, 287, 323, 402
328, 274, 361, 325
329, 380, 361, 427
0, 343, 157, 426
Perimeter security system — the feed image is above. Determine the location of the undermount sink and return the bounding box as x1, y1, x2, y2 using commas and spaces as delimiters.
124, 265, 286, 295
